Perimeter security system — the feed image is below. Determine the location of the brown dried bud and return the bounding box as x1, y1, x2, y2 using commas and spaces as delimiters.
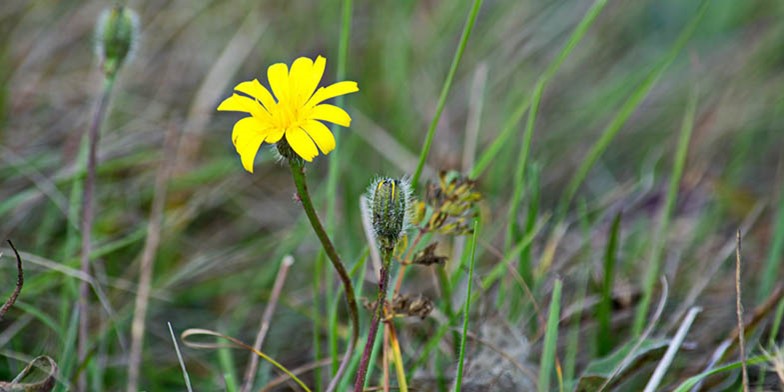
411, 242, 447, 266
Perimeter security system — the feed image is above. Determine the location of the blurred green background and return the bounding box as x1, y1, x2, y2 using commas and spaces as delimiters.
1, 0, 784, 390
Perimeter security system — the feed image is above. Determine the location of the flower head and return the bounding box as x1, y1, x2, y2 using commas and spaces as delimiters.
217, 55, 359, 172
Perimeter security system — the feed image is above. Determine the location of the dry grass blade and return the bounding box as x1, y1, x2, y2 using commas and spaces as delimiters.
735, 230, 749, 392
666, 202, 764, 331
260, 358, 333, 392
598, 276, 669, 392
241, 255, 294, 392
181, 328, 311, 392
352, 111, 435, 177
643, 306, 701, 392
0, 355, 58, 392
127, 124, 179, 392
175, 9, 268, 173
0, 240, 23, 321
168, 322, 193, 392
690, 285, 784, 391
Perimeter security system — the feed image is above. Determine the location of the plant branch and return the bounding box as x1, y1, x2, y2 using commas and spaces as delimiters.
287, 158, 358, 392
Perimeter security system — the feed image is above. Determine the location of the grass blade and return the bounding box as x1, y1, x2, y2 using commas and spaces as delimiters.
412, 0, 483, 186
453, 220, 479, 391
643, 307, 701, 392
472, 0, 609, 178
633, 87, 699, 334
169, 322, 194, 392
597, 213, 622, 356
557, 0, 709, 219
759, 179, 784, 300
539, 278, 563, 392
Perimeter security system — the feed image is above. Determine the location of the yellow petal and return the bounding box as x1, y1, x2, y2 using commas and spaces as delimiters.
289, 57, 314, 105
301, 120, 336, 154
232, 117, 267, 173
306, 81, 359, 108
296, 56, 326, 103
267, 62, 290, 103
285, 127, 318, 162
217, 94, 260, 114
310, 104, 351, 127
235, 79, 277, 112
308, 55, 327, 95
265, 128, 284, 144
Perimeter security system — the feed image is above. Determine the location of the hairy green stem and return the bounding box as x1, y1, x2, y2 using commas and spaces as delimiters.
354, 247, 393, 391
287, 158, 358, 392
78, 76, 115, 390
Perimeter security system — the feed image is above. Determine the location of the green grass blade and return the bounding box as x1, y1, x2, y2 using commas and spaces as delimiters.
597, 212, 622, 356
759, 182, 784, 300
472, 0, 609, 178
218, 341, 239, 392
768, 297, 784, 348
54, 305, 80, 392
323, 1, 354, 381
412, 0, 483, 186
539, 278, 563, 392
453, 220, 479, 392
633, 88, 698, 335
557, 0, 710, 219
671, 356, 766, 392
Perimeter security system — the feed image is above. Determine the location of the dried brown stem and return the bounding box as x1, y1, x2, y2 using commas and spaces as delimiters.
735, 229, 749, 392
241, 255, 294, 392
126, 124, 178, 392
0, 240, 24, 321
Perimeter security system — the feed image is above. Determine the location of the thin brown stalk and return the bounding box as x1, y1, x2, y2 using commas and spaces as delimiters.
692, 285, 784, 391
240, 255, 294, 392
355, 248, 393, 391
735, 229, 749, 392
126, 125, 179, 392
78, 76, 115, 391
0, 240, 23, 321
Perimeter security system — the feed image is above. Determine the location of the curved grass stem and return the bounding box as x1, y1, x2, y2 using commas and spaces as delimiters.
287, 158, 358, 391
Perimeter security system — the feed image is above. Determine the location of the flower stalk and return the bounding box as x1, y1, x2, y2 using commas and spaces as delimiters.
80, 8, 137, 388
286, 156, 358, 391
354, 247, 393, 391
78, 75, 115, 391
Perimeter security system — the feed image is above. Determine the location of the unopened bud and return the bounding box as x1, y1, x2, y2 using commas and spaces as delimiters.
366, 177, 411, 251
95, 6, 138, 78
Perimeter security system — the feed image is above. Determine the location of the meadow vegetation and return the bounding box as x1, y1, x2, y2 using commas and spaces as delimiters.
1, 1, 784, 391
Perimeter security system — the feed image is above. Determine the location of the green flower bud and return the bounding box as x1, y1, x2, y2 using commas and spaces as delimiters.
365, 177, 411, 251
95, 6, 139, 78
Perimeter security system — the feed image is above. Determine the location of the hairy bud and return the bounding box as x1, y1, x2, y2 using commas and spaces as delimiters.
365, 177, 411, 252
95, 6, 139, 78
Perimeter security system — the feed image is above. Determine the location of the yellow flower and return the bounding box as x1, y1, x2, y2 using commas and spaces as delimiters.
217, 55, 359, 172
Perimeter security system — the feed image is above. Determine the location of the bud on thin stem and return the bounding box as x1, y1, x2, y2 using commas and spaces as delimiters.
366, 177, 411, 252
95, 6, 139, 79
